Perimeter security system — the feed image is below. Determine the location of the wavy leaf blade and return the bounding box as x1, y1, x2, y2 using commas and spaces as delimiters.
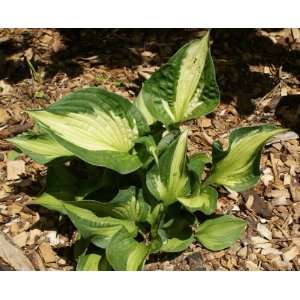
63, 202, 137, 248
28, 88, 148, 174
207, 125, 287, 191
178, 186, 218, 215
141, 33, 219, 125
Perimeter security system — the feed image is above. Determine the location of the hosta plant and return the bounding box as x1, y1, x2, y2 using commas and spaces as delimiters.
9, 32, 286, 271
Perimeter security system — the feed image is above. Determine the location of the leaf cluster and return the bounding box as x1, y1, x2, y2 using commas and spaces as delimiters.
9, 32, 286, 270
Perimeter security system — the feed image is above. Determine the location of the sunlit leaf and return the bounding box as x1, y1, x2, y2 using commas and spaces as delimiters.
206, 125, 287, 191
195, 215, 246, 251
27, 87, 149, 174
106, 227, 149, 271
178, 186, 218, 215
139, 33, 219, 126
146, 131, 190, 206
8, 131, 73, 164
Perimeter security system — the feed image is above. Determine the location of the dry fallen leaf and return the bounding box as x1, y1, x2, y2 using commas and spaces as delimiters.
245, 260, 260, 271
237, 247, 247, 258
267, 189, 290, 199
257, 223, 272, 240
12, 231, 28, 248
283, 246, 299, 262
46, 231, 60, 246
7, 203, 23, 215
251, 236, 272, 249
290, 179, 300, 202
28, 229, 42, 246
261, 248, 282, 256
199, 117, 212, 128
0, 232, 34, 270
39, 242, 57, 263
272, 197, 291, 206
28, 251, 46, 271
0, 108, 10, 125
6, 160, 26, 180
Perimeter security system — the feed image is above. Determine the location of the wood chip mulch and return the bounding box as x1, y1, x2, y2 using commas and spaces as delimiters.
0, 28, 299, 271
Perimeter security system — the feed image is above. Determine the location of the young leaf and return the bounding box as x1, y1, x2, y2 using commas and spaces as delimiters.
28, 87, 149, 174
106, 227, 149, 271
146, 131, 190, 206
8, 131, 73, 164
206, 125, 287, 192
195, 215, 246, 251
178, 186, 218, 215
63, 202, 137, 248
139, 33, 219, 126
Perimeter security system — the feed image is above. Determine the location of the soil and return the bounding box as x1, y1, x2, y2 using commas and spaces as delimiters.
0, 28, 300, 271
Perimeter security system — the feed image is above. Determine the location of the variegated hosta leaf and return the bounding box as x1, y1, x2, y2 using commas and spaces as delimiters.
33, 186, 150, 222
8, 131, 73, 164
178, 186, 218, 215
137, 33, 220, 126
63, 202, 138, 248
177, 152, 217, 215
106, 227, 149, 271
195, 215, 246, 251
206, 125, 287, 192
146, 131, 190, 206
27, 87, 149, 174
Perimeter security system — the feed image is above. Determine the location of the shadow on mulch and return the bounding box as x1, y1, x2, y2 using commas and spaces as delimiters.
210, 29, 300, 115
275, 94, 300, 133
1, 28, 300, 115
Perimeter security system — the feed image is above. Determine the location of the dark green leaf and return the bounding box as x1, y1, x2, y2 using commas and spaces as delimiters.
158, 205, 195, 253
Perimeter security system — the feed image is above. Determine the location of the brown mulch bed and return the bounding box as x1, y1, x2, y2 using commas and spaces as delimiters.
0, 28, 300, 271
